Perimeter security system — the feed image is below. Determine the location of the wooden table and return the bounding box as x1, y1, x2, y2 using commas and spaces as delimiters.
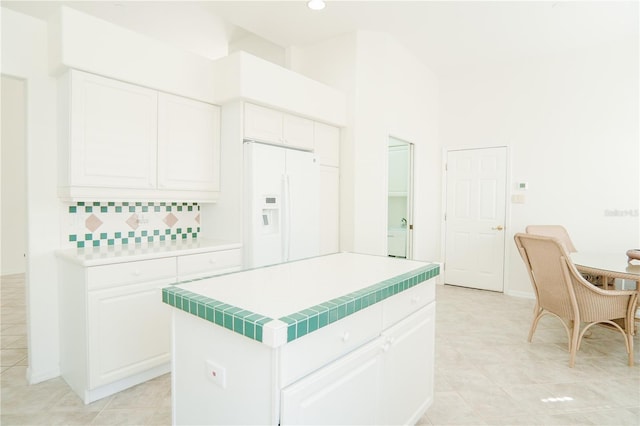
571, 252, 640, 290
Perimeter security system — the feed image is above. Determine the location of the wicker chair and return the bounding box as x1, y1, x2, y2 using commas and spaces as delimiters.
514, 233, 637, 367
525, 225, 577, 252
525, 225, 611, 288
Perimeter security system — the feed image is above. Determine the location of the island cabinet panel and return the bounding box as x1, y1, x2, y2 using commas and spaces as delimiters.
280, 337, 383, 426
280, 303, 435, 426
380, 303, 436, 425
172, 309, 275, 426
279, 303, 383, 387
166, 253, 439, 425
382, 275, 435, 328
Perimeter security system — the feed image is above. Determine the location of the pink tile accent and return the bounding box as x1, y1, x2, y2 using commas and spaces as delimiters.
163, 213, 178, 228
195, 214, 200, 224
85, 214, 103, 232
126, 214, 139, 230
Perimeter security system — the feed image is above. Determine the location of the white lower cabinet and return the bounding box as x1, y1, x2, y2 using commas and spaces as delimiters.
280, 303, 435, 426
280, 338, 383, 425
87, 280, 172, 389
170, 273, 436, 426
381, 303, 435, 425
58, 246, 242, 404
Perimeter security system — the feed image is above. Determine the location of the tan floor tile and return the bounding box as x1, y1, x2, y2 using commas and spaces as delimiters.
0, 348, 27, 367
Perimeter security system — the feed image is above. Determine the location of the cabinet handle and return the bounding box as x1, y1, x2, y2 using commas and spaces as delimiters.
341, 332, 350, 342
382, 337, 395, 353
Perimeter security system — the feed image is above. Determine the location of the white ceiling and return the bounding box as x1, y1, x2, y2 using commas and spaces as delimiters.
3, 1, 638, 74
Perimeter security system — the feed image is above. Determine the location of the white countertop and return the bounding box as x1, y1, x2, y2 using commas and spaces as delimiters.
56, 238, 241, 266
177, 252, 430, 319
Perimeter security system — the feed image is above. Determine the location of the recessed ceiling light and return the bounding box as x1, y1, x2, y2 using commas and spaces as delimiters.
307, 0, 326, 11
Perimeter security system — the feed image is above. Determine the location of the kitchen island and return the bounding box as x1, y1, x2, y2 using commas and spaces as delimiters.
163, 252, 439, 425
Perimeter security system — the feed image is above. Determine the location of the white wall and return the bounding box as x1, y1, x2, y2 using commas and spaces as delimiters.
290, 31, 441, 263
1, 7, 61, 382
439, 41, 639, 296
1, 75, 27, 275
229, 32, 286, 67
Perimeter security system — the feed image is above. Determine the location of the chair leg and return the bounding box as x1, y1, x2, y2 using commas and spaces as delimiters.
528, 305, 543, 342
569, 320, 580, 368
627, 316, 635, 367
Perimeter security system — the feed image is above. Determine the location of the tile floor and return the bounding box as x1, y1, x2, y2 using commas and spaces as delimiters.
1, 273, 639, 425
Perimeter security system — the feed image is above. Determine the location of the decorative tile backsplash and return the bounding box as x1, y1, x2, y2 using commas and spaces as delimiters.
65, 201, 200, 248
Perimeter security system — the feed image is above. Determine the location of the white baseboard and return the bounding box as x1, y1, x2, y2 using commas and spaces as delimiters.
505, 289, 535, 299
27, 366, 61, 385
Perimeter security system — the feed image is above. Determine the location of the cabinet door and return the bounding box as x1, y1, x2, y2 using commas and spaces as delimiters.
314, 122, 340, 167
380, 303, 435, 425
281, 338, 383, 425
70, 70, 158, 189
283, 114, 314, 150
319, 166, 339, 255
87, 279, 172, 389
157, 93, 221, 192
244, 103, 283, 143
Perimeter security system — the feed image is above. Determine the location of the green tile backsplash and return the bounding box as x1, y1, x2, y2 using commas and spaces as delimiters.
66, 201, 200, 248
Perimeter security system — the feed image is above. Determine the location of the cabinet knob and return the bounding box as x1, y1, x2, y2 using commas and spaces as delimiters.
411, 296, 421, 304
341, 332, 350, 342
133, 269, 141, 276
209, 258, 217, 264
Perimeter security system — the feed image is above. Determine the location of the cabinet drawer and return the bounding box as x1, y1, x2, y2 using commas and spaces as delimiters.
87, 258, 176, 290
382, 279, 435, 329
279, 303, 383, 387
177, 249, 242, 280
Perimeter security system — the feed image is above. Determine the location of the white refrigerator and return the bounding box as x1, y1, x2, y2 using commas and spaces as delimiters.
243, 141, 320, 268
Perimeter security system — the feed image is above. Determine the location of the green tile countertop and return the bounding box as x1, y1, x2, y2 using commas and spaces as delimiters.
55, 238, 241, 266
162, 252, 439, 347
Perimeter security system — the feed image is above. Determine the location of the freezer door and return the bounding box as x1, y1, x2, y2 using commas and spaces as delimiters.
285, 149, 320, 262
244, 142, 286, 268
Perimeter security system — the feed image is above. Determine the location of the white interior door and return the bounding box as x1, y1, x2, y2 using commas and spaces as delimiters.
444, 147, 507, 291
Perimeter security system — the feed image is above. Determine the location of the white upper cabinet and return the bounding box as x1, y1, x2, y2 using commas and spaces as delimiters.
283, 114, 314, 151
313, 122, 340, 167
244, 103, 283, 143
68, 71, 158, 189
59, 70, 221, 201
244, 103, 314, 151
157, 93, 220, 192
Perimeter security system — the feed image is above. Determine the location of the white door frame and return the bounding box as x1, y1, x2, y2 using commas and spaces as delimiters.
439, 145, 512, 293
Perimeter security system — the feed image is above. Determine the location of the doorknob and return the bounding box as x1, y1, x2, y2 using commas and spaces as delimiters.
492, 225, 504, 231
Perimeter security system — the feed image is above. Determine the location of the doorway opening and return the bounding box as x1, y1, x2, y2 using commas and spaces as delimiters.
387, 137, 414, 259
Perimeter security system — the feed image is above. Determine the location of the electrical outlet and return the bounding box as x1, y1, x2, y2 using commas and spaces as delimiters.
205, 359, 226, 388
